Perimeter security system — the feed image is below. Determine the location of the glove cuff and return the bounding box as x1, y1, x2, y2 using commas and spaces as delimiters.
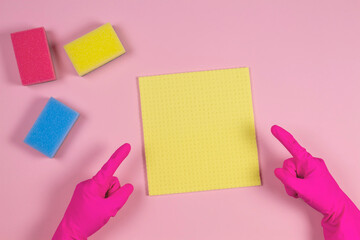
52, 218, 87, 240
322, 196, 360, 240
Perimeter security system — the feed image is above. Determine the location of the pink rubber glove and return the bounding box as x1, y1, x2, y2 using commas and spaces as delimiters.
272, 126, 360, 240
53, 143, 134, 240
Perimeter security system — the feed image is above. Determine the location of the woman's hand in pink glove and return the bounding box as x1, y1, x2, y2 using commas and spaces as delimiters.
272, 125, 360, 240
53, 143, 134, 240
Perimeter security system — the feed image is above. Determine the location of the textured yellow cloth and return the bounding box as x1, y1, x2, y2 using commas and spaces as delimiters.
64, 23, 125, 76
139, 68, 261, 195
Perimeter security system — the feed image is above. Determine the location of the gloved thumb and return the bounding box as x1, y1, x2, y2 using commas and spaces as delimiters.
107, 183, 134, 216
275, 168, 303, 197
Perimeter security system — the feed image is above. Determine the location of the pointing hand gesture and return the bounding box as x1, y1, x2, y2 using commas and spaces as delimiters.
53, 144, 134, 240
272, 126, 360, 240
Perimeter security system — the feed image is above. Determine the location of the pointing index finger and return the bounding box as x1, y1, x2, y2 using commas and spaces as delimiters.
271, 125, 312, 161
93, 143, 131, 184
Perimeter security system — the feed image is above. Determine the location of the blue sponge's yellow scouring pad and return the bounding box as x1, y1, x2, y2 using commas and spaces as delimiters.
64, 23, 126, 76
24, 97, 79, 158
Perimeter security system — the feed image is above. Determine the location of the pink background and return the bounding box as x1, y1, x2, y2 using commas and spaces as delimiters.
1, 1, 360, 239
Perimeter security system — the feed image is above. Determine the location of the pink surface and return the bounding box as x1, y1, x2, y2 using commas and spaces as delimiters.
0, 1, 360, 239
11, 27, 56, 85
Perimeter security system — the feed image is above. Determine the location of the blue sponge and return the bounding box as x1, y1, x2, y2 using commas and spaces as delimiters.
24, 97, 79, 158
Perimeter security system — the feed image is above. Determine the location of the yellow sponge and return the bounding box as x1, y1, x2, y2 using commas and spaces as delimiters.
64, 23, 125, 76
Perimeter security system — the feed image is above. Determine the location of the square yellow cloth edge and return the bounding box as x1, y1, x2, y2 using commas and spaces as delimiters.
139, 67, 261, 196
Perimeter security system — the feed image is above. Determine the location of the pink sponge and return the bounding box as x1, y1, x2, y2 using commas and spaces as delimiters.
11, 27, 56, 85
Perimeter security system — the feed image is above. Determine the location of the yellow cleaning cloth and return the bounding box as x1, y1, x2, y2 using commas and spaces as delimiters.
139, 68, 261, 195
64, 23, 125, 76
